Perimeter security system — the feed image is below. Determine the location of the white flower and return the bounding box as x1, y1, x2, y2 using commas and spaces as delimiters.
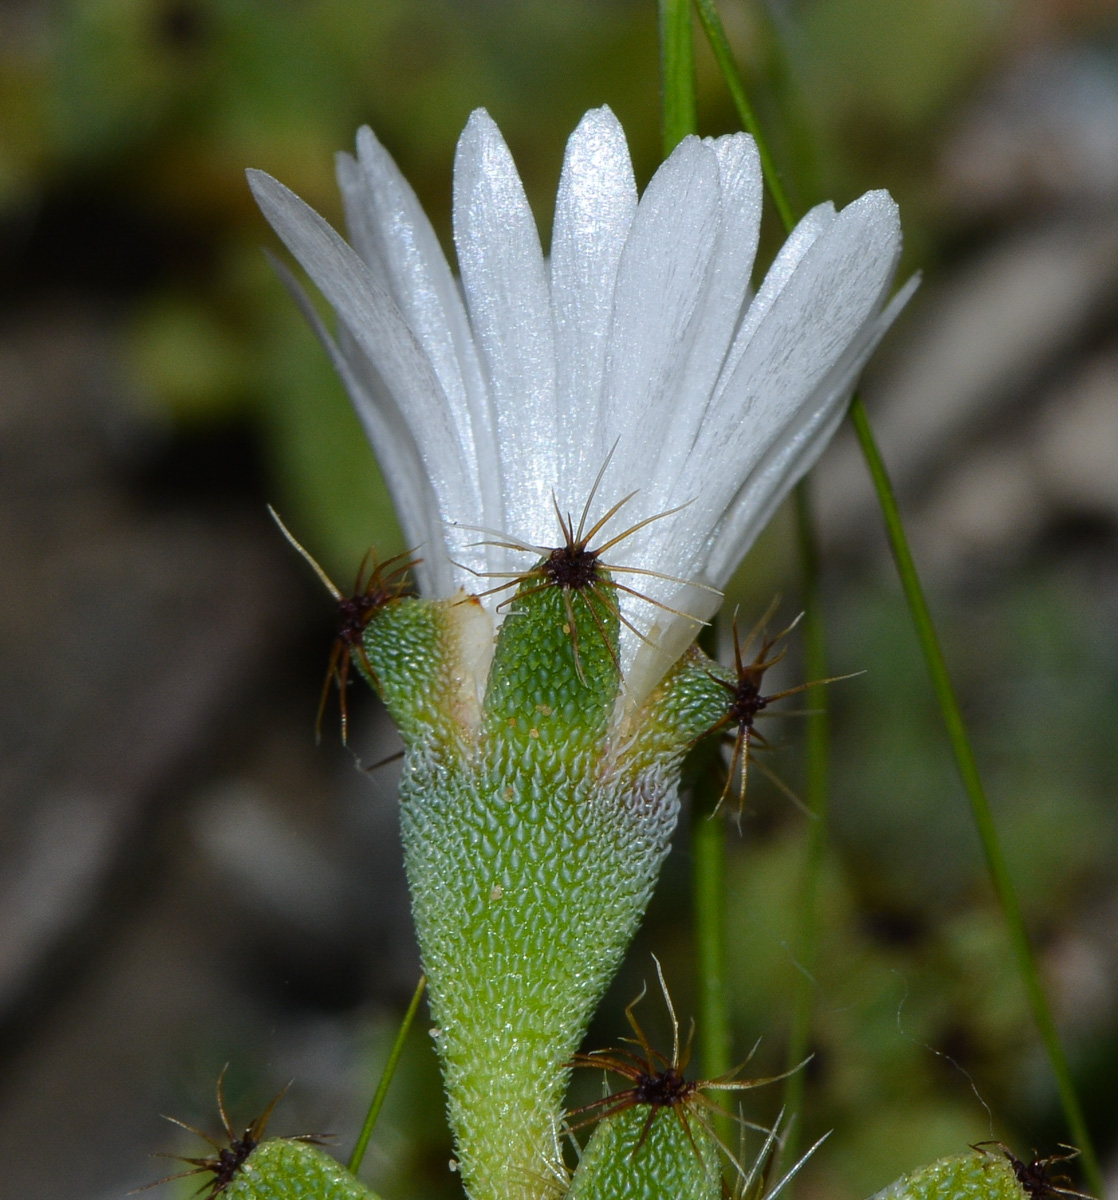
248, 106, 914, 700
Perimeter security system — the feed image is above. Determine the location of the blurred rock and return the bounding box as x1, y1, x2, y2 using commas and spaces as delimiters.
1032, 350, 1118, 517
192, 781, 356, 938
0, 301, 422, 1199
941, 45, 1118, 216
909, 444, 1047, 575
0, 302, 298, 1043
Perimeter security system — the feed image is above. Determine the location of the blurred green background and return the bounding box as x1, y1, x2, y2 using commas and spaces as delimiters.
2, 1, 1118, 1198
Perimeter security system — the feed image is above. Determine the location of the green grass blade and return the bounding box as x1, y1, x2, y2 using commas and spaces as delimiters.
348, 975, 427, 1175
690, 0, 831, 1157
660, 0, 733, 1121
659, 0, 697, 155
691, 0, 796, 234
693, 806, 731, 1087
779, 481, 831, 1169
848, 401, 1102, 1193
695, 1, 1100, 1187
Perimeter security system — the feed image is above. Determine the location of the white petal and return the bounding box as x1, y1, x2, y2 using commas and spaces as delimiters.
599, 137, 722, 519
453, 109, 557, 553
348, 129, 501, 529
550, 106, 638, 512
247, 169, 483, 585
705, 271, 920, 585
674, 190, 903, 567
588, 138, 726, 671
623, 211, 907, 694
266, 252, 452, 596
335, 151, 386, 278
652, 132, 763, 497
713, 200, 837, 404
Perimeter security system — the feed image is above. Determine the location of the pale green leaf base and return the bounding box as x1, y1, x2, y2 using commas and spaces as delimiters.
870, 1150, 1026, 1200
364, 582, 733, 1200
566, 1105, 721, 1200
223, 1141, 383, 1200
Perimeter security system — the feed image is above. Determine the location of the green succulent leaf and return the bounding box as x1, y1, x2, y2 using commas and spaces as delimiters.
221, 1140, 384, 1200
566, 1104, 721, 1200
364, 571, 734, 1200
870, 1148, 1032, 1200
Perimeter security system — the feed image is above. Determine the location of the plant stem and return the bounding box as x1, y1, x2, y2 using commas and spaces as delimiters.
694, 0, 1100, 1187
848, 403, 1102, 1194
348, 975, 427, 1175
693, 807, 732, 1087
779, 482, 830, 1168
659, 0, 697, 155
661, 0, 734, 1120
693, 0, 832, 1159
691, 0, 796, 234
